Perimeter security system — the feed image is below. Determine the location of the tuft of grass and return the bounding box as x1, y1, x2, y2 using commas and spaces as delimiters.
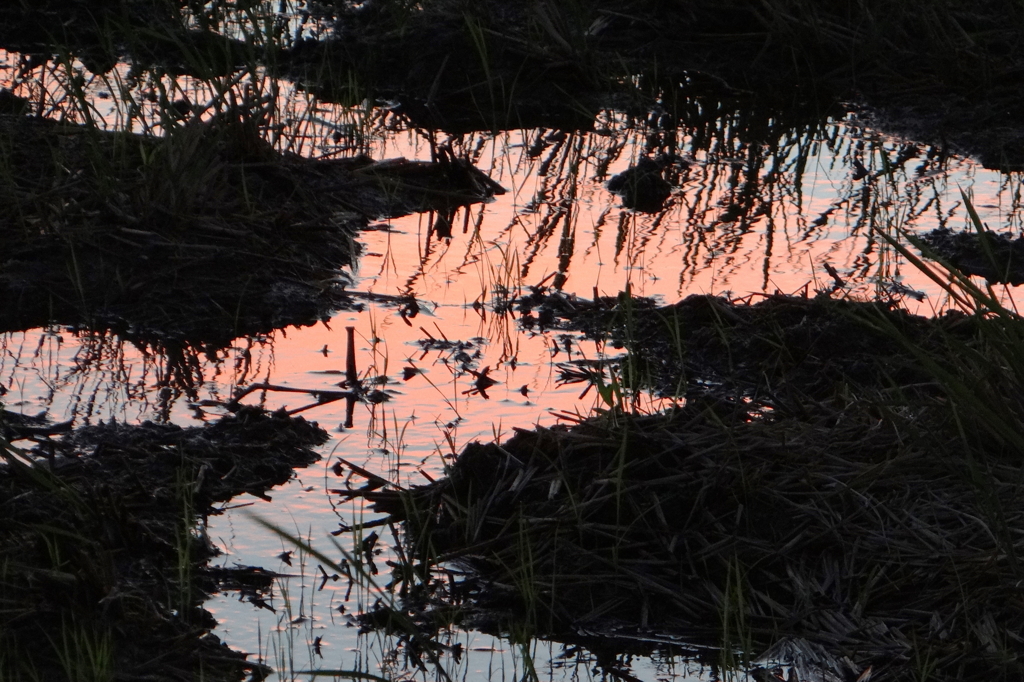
327, 249, 1024, 681
0, 407, 325, 680
49, 616, 113, 682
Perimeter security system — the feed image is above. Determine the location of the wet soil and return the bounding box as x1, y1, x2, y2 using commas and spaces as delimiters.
920, 227, 1024, 285
353, 292, 1024, 682
520, 288, 980, 405
289, 0, 1024, 167
0, 405, 326, 681
2, 1, 1024, 678
0, 112, 503, 345
3, 1, 1024, 166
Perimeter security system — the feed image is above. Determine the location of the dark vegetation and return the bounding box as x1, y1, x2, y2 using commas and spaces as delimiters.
0, 112, 503, 344
0, 0, 255, 77
0, 406, 326, 680
2, 0, 1024, 162
2, 0, 1024, 680
922, 228, 1024, 286
348, 287, 1024, 681
0, 112, 357, 343
311, 0, 1024, 167
524, 288, 980, 404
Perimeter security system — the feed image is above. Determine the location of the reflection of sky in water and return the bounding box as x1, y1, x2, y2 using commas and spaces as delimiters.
2, 46, 1024, 680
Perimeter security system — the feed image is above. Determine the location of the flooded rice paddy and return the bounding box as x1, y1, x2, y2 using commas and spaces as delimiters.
2, 25, 1024, 680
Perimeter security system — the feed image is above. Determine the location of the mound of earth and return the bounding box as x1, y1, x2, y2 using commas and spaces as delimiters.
0, 406, 327, 681
345, 292, 1024, 682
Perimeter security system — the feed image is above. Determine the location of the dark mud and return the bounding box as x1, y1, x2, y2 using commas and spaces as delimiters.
351, 292, 1024, 682
920, 227, 1024, 285
521, 288, 980, 404
0, 405, 326, 681
289, 0, 1024, 167
0, 0, 252, 77
0, 112, 503, 344
4, 1, 1024, 165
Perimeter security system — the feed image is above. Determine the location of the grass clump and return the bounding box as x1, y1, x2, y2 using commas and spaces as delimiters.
0, 108, 502, 342
0, 406, 327, 681
346, 266, 1024, 680
280, 0, 1024, 164
0, 109, 362, 340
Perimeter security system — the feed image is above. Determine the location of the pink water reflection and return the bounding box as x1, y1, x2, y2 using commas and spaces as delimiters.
2, 92, 1022, 483
5, 43, 1024, 677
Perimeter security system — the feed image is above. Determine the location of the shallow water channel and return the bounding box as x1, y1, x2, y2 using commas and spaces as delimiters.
2, 45, 1024, 680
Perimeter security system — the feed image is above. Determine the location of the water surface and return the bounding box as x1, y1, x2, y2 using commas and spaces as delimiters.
2, 44, 1023, 681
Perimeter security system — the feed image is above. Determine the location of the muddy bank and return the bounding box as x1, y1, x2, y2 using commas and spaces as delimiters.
4, 2, 1024, 166
920, 227, 1024, 285
0, 0, 252, 77
348, 292, 1024, 681
279, 0, 1024, 168
0, 405, 326, 681
521, 288, 976, 405
0, 112, 503, 344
